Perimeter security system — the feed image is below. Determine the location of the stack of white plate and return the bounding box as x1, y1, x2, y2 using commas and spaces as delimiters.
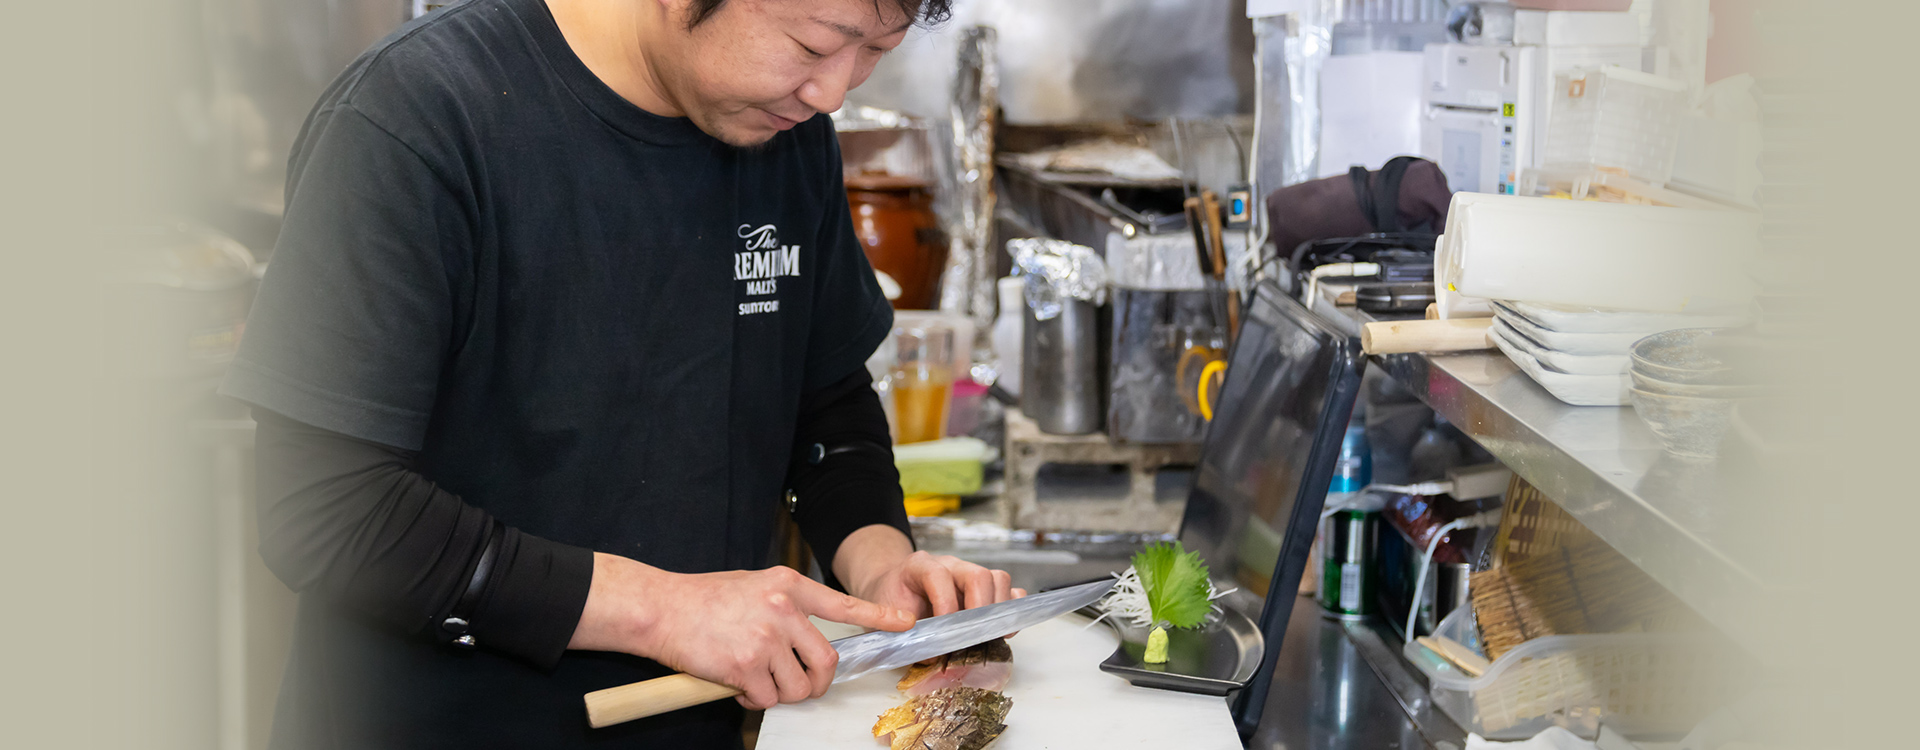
1485, 301, 1747, 406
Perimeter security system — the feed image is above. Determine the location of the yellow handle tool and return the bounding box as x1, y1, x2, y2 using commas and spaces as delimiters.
1197, 359, 1228, 422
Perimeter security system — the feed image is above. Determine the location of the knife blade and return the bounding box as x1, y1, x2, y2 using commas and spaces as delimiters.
828, 578, 1114, 683
584, 578, 1115, 728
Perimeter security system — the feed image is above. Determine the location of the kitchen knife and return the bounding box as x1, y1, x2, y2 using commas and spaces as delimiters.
583, 579, 1115, 728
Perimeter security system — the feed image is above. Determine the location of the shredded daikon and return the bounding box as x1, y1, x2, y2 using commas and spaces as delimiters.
1086, 565, 1235, 630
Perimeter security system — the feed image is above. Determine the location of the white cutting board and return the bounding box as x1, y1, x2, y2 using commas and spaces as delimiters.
758, 612, 1242, 750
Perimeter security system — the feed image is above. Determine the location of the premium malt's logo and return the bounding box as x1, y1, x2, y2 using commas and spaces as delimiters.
734, 224, 800, 315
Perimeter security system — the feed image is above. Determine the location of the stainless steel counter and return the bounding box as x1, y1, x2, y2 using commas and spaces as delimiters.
1309, 292, 1775, 652
1247, 607, 1464, 750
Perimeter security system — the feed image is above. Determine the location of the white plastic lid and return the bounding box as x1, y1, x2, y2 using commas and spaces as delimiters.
1568, 64, 1689, 92
997, 275, 1024, 306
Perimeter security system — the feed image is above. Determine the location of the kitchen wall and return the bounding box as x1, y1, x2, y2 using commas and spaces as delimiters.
849, 0, 1257, 123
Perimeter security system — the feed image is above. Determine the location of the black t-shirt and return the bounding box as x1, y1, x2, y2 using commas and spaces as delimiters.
221, 0, 892, 746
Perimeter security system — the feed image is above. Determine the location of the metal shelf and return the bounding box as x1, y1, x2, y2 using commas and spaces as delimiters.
1314, 297, 1774, 651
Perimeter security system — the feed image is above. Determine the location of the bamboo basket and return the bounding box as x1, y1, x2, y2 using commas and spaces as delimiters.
1491, 474, 1594, 568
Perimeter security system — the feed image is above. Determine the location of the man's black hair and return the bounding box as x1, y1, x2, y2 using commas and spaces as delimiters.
685, 0, 952, 29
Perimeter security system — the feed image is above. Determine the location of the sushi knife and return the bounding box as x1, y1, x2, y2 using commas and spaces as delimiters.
583, 578, 1115, 728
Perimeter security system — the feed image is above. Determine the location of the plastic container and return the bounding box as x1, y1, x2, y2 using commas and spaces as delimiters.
946, 379, 988, 437
1512, 8, 1640, 45
991, 277, 1025, 397
894, 310, 976, 381
888, 325, 954, 445
1406, 608, 1736, 740
895, 437, 990, 497
1544, 66, 1690, 186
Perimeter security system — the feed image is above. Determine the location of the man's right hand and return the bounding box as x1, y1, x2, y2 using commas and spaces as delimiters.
567, 552, 914, 710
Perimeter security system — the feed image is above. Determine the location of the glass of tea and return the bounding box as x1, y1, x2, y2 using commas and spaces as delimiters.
888, 325, 954, 445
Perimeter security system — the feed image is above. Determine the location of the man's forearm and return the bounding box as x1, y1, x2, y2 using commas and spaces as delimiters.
252, 407, 593, 666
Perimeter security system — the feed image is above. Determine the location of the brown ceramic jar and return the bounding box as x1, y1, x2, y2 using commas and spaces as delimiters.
845, 172, 948, 310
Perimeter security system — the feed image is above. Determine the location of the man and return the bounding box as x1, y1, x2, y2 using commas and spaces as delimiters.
222, 0, 1016, 747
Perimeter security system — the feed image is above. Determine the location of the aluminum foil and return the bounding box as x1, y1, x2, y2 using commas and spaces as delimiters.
938, 26, 1000, 343
1010, 238, 1107, 321
1105, 231, 1253, 292
1253, 9, 1333, 190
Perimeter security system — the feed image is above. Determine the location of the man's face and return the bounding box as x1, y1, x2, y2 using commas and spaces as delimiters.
654, 0, 913, 147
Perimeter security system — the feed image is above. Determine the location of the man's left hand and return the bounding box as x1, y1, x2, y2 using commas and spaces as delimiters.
834, 525, 1025, 619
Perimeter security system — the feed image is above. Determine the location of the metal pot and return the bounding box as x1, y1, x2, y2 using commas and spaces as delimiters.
1021, 298, 1106, 435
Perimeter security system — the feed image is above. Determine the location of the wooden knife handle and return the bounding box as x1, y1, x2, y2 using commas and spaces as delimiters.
1417, 635, 1491, 677
1196, 190, 1242, 341
1360, 318, 1494, 355
584, 672, 742, 728
1199, 190, 1229, 275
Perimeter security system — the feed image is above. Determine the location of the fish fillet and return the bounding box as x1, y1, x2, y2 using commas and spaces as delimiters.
895, 638, 1013, 696
872, 686, 1012, 750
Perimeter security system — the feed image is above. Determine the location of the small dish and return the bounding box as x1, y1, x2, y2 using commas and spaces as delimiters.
1629, 329, 1761, 385
1628, 370, 1770, 400
1629, 387, 1742, 459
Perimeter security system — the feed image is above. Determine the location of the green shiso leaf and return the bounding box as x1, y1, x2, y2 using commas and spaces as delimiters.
1132, 541, 1212, 629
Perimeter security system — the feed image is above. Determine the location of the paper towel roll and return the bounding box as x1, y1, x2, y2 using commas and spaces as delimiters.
1436, 193, 1758, 314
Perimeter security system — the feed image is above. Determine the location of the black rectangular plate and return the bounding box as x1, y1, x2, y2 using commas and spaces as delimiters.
1082, 605, 1264, 696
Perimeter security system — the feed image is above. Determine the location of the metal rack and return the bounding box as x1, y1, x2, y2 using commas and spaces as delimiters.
1313, 296, 1772, 653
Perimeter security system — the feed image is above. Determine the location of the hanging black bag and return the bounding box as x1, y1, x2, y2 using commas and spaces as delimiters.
1262, 156, 1453, 271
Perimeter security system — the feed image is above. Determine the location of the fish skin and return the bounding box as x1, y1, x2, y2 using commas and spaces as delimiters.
872, 687, 1013, 748
897, 638, 1014, 695
916, 718, 1007, 750
880, 646, 1015, 750
945, 638, 1012, 669
874, 702, 922, 738
889, 721, 930, 750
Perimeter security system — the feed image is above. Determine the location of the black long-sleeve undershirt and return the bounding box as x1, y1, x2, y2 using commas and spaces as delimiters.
250, 367, 908, 669
785, 368, 912, 590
